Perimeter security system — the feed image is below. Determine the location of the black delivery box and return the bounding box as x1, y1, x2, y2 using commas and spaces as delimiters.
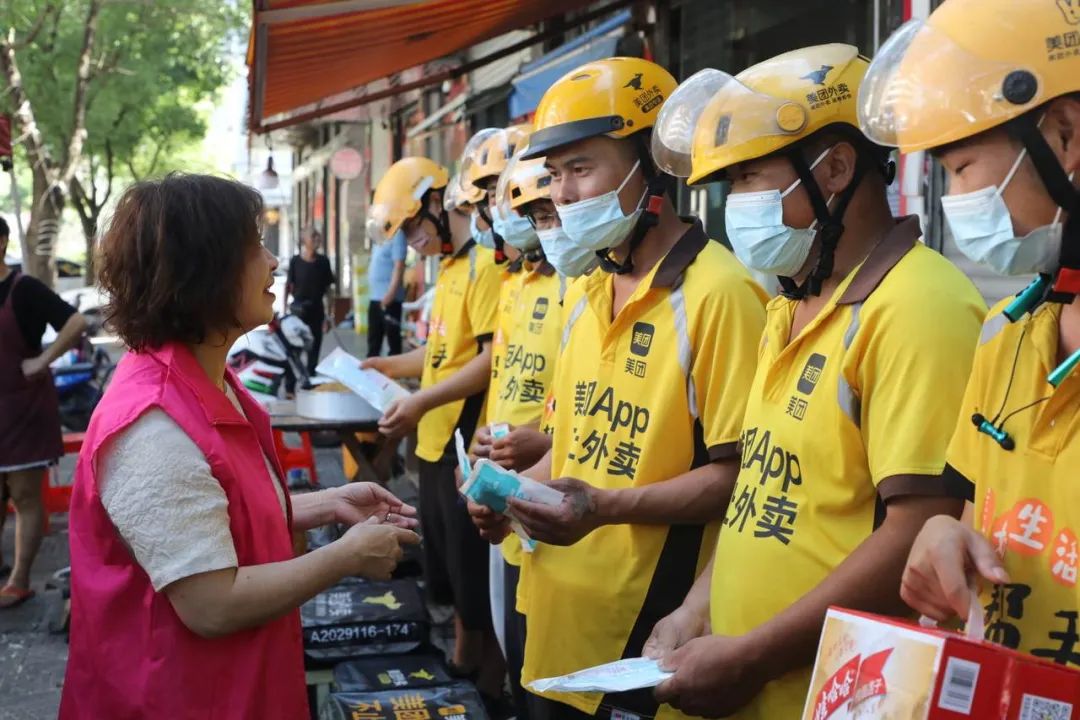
319, 682, 488, 720
301, 578, 428, 665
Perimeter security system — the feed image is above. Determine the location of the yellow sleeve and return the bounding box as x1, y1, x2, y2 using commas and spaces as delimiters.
466, 253, 502, 342
691, 274, 767, 460
854, 286, 985, 491
945, 303, 1005, 487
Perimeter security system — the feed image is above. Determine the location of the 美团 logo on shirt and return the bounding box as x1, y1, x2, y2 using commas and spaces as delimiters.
797, 353, 827, 395
533, 297, 549, 320
630, 322, 655, 357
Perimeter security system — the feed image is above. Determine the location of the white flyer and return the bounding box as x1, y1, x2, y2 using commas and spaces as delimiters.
529, 658, 673, 694
315, 347, 410, 413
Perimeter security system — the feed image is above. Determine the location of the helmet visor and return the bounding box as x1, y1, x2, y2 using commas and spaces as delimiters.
652, 69, 732, 177
859, 19, 1047, 151
460, 128, 501, 183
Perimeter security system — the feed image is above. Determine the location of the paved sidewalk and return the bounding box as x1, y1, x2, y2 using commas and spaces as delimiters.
0, 457, 74, 720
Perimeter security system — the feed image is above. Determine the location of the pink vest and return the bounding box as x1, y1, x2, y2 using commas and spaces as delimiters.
60, 342, 309, 719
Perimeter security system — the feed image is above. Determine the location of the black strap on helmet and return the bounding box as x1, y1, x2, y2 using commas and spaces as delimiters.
475, 203, 507, 264
1004, 112, 1080, 306
777, 139, 872, 299
418, 188, 454, 256
596, 132, 668, 275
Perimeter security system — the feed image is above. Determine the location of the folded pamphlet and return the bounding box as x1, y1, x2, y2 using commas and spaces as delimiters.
315, 348, 410, 414
529, 658, 673, 694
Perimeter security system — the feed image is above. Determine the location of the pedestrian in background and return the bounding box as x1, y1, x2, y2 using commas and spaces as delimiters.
284, 227, 335, 374
0, 216, 87, 609
366, 226, 407, 357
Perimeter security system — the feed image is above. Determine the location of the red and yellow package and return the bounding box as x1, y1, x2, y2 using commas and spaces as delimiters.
803, 607, 1080, 720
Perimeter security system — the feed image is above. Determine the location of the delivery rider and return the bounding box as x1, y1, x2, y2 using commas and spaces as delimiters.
643, 45, 986, 719
860, 0, 1080, 670
471, 148, 567, 720
463, 124, 532, 266
361, 157, 505, 703
475, 56, 769, 720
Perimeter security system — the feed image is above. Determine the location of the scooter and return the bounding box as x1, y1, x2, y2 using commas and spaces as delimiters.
227, 313, 314, 397
51, 339, 114, 432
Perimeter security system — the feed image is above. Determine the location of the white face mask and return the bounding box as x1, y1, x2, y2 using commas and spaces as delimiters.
493, 206, 539, 252
470, 211, 497, 250
555, 161, 645, 255
724, 147, 833, 277
941, 147, 1069, 276
537, 226, 596, 277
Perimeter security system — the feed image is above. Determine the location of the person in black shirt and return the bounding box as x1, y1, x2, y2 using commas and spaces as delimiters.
0, 217, 86, 607
284, 228, 335, 375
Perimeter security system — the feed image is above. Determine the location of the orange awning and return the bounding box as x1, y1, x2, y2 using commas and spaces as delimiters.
249, 0, 598, 130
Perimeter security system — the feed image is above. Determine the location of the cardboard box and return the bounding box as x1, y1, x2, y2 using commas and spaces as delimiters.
802, 607, 1080, 719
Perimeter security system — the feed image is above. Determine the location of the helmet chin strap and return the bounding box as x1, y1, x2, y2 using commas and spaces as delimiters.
1003, 113, 1080, 308
422, 208, 454, 256
777, 147, 867, 300
596, 133, 669, 275
476, 203, 507, 264
418, 188, 454, 255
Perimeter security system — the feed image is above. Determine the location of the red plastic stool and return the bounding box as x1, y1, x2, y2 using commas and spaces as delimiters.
272, 430, 319, 489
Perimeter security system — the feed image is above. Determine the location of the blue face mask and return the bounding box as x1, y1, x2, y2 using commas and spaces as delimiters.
470, 211, 497, 250
537, 226, 596, 277
555, 161, 645, 255
941, 147, 1068, 276
493, 206, 539, 252
724, 146, 833, 277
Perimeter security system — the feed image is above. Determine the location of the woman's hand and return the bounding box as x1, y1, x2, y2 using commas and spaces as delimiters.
901, 514, 1008, 622
330, 483, 417, 529
337, 519, 420, 580
21, 355, 50, 379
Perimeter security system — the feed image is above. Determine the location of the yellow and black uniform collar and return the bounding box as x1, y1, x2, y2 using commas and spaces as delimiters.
449, 238, 476, 260
650, 217, 710, 290
836, 215, 921, 305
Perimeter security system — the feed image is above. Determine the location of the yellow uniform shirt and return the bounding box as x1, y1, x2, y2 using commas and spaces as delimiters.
521, 221, 768, 717
710, 217, 986, 719
490, 262, 564, 569
947, 298, 1080, 669
488, 260, 526, 415
416, 242, 501, 463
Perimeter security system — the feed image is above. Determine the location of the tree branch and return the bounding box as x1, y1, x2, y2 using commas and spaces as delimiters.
41, 5, 62, 54
87, 151, 100, 208
143, 136, 165, 178
0, 28, 56, 189
12, 4, 57, 51
59, 0, 103, 186
69, 176, 92, 225
102, 139, 115, 206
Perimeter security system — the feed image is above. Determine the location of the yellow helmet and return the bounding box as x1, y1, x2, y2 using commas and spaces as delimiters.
859, 0, 1080, 152
495, 146, 552, 215
466, 124, 533, 190
521, 57, 677, 159
367, 157, 449, 243
654, 44, 871, 184
444, 171, 484, 212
